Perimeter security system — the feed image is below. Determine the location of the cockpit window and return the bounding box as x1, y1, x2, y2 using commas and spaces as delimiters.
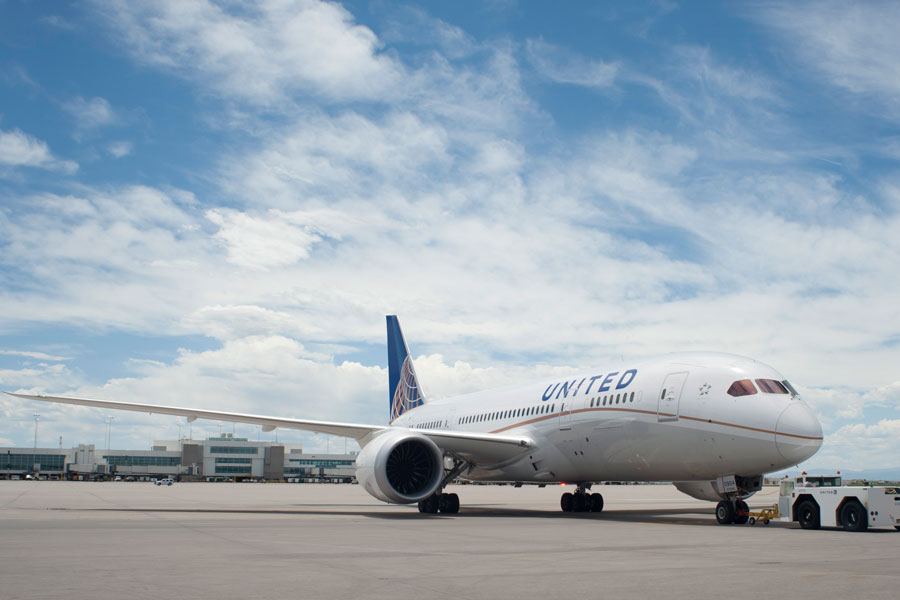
755, 379, 789, 394
727, 379, 757, 397
782, 380, 799, 397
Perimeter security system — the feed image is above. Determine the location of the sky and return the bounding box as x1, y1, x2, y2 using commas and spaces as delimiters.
1, 1, 899, 473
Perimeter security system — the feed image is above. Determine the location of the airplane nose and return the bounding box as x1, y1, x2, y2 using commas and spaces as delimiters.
775, 402, 823, 464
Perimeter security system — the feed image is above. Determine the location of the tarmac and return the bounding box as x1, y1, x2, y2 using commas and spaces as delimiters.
1, 481, 897, 600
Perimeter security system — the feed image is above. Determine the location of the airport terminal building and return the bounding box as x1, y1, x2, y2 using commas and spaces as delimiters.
1, 433, 357, 482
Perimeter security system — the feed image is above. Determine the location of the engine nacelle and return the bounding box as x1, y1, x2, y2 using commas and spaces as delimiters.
355, 430, 444, 504
674, 475, 762, 502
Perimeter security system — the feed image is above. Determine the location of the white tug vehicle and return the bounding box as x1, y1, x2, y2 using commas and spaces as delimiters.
750, 473, 900, 532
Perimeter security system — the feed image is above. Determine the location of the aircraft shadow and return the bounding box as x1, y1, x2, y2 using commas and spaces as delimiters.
50, 504, 796, 527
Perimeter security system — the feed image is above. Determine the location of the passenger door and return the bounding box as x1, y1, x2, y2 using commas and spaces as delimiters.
657, 372, 688, 422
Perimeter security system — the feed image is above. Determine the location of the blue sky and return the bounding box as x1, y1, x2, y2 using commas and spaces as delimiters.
1, 1, 899, 472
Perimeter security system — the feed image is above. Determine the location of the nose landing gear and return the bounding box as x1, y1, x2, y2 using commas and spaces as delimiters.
560, 484, 604, 513
715, 499, 749, 524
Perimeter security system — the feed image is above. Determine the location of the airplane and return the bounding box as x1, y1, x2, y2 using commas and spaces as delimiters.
6, 315, 822, 523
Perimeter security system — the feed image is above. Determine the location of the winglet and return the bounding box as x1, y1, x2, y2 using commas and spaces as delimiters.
386, 315, 425, 422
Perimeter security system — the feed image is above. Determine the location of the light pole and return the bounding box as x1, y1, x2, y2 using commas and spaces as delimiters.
32, 413, 40, 474
105, 416, 114, 451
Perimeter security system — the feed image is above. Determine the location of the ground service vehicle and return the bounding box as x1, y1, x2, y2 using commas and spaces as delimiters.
777, 474, 900, 532
154, 478, 174, 486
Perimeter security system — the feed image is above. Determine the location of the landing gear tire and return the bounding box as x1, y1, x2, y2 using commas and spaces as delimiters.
797, 500, 821, 530
439, 492, 460, 514
715, 501, 735, 525
573, 492, 587, 512
840, 501, 867, 532
560, 492, 574, 512
733, 500, 750, 525
418, 494, 440, 514
590, 493, 604, 513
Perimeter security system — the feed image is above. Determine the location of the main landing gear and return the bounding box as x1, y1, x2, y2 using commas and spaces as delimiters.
560, 484, 604, 513
715, 499, 750, 525
417, 455, 467, 514
418, 492, 460, 514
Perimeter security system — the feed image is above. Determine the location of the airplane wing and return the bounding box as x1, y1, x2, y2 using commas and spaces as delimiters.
419, 429, 533, 464
6, 392, 383, 441
5, 392, 533, 464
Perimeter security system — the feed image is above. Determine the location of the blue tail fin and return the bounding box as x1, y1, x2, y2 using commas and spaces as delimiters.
386, 315, 425, 422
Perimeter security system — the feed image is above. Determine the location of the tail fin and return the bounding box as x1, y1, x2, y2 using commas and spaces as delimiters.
386, 315, 425, 422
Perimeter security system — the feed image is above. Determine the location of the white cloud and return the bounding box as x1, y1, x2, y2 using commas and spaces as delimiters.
0, 350, 69, 361
414, 354, 581, 401
0, 185, 215, 333
97, 0, 403, 104
382, 6, 479, 60
107, 141, 133, 158
0, 362, 77, 391
809, 419, 900, 471
671, 45, 778, 102
219, 111, 453, 207
92, 0, 538, 135
63, 96, 119, 131
206, 209, 325, 270
0, 128, 78, 173
757, 1, 900, 119
525, 38, 618, 89
864, 381, 900, 409
802, 386, 866, 424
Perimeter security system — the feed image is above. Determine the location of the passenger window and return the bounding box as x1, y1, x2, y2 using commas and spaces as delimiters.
756, 379, 788, 394
727, 380, 758, 397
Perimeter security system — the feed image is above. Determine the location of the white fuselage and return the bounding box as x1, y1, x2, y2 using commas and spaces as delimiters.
391, 352, 822, 483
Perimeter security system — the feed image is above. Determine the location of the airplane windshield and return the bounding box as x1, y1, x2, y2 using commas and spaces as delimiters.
755, 379, 789, 394
727, 380, 757, 397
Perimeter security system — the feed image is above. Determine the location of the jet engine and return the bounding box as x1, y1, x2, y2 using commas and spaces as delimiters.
674, 475, 762, 502
355, 430, 444, 504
